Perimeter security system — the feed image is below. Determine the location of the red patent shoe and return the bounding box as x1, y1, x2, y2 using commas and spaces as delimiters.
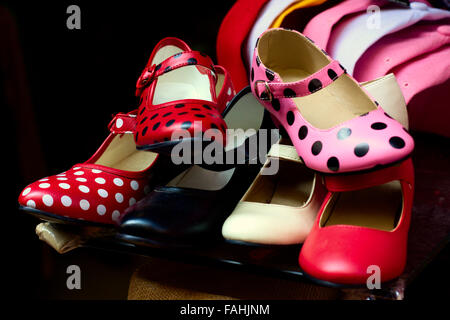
18, 111, 182, 226
134, 37, 235, 153
299, 158, 414, 285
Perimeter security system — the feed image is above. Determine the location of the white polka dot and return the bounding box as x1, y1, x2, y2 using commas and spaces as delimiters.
112, 210, 120, 222
113, 178, 124, 187
26, 200, 36, 208
116, 118, 123, 128
115, 193, 124, 203
22, 187, 31, 196
73, 167, 81, 170
98, 189, 108, 198
42, 195, 53, 207
144, 185, 150, 195
130, 180, 139, 190
78, 185, 90, 193
56, 173, 66, 176
80, 199, 90, 210
227, 87, 232, 95
57, 177, 68, 181
74, 171, 84, 176
39, 178, 49, 181
97, 205, 106, 215
129, 197, 136, 206
59, 183, 70, 189
92, 169, 102, 174
76, 177, 87, 182
39, 183, 50, 189
95, 177, 106, 184
61, 196, 72, 207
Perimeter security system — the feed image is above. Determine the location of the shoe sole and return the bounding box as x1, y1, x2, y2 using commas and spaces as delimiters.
115, 232, 220, 249
19, 205, 112, 228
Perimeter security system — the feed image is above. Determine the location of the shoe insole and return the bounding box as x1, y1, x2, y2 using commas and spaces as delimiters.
321, 181, 402, 231
278, 68, 376, 129
167, 166, 235, 191
151, 45, 214, 105
94, 134, 158, 172
223, 92, 265, 152
244, 160, 314, 208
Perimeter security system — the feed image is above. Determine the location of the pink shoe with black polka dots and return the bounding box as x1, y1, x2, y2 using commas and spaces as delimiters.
250, 28, 414, 174
18, 111, 181, 226
134, 37, 235, 154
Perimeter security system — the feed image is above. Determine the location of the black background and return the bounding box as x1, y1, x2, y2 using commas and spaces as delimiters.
3, 0, 234, 299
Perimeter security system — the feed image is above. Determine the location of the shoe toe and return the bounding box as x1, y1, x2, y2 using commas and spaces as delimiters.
222, 202, 316, 245
299, 225, 406, 285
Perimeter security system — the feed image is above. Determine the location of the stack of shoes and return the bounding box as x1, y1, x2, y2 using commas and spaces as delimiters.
18, 29, 417, 287
222, 28, 415, 286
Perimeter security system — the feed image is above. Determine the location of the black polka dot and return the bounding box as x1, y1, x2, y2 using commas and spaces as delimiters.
255, 38, 259, 48
164, 66, 172, 73
142, 127, 148, 136
266, 69, 275, 81
150, 113, 159, 120
191, 107, 201, 111
175, 104, 185, 108
178, 112, 188, 115
360, 112, 369, 117
339, 63, 346, 73
181, 121, 192, 130
283, 88, 296, 97
311, 141, 322, 155
211, 123, 218, 129
354, 143, 369, 157
187, 58, 197, 65
321, 49, 328, 56
374, 101, 379, 106
260, 91, 269, 100
271, 98, 280, 111
251, 68, 254, 82
337, 127, 352, 140
155, 64, 162, 71
389, 136, 405, 149
165, 119, 175, 127
203, 104, 212, 110
139, 117, 148, 125
298, 125, 308, 140
139, 107, 146, 115
327, 69, 338, 80
286, 111, 295, 125
371, 122, 387, 130
162, 112, 172, 117
256, 56, 261, 66
308, 79, 322, 93
152, 122, 160, 131
327, 157, 340, 172
195, 114, 206, 118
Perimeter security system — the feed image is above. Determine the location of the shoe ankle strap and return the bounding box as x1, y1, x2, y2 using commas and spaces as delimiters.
136, 51, 216, 97
254, 59, 346, 101
267, 143, 304, 164
108, 111, 137, 134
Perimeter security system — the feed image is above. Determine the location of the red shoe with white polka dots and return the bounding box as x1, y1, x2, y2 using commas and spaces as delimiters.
134, 37, 235, 154
18, 111, 183, 226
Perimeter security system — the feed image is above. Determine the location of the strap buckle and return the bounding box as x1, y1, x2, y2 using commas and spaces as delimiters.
254, 80, 273, 102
